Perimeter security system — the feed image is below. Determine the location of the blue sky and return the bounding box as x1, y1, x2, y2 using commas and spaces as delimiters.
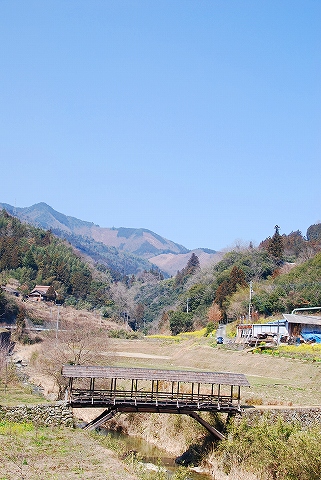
1, 1, 320, 251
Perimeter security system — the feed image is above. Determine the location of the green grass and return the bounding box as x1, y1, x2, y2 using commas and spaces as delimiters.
0, 420, 142, 479
0, 420, 192, 480
0, 383, 47, 406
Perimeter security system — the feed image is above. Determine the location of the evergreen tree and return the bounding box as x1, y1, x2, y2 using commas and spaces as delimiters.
175, 253, 200, 286
267, 225, 284, 262
185, 253, 200, 274
169, 311, 193, 335
15, 307, 26, 341
307, 223, 321, 242
22, 250, 38, 270
134, 303, 145, 329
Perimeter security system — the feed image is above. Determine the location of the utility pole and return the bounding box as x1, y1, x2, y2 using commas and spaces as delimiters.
186, 298, 189, 313
56, 305, 60, 339
248, 281, 253, 324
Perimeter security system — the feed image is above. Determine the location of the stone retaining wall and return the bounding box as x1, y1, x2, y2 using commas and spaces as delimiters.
1, 403, 321, 431
0, 402, 74, 427
240, 407, 321, 429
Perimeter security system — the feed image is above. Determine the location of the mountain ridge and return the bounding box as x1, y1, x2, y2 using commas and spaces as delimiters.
0, 202, 218, 276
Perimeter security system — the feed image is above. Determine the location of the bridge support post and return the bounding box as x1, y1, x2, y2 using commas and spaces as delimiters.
188, 412, 226, 440
82, 408, 118, 431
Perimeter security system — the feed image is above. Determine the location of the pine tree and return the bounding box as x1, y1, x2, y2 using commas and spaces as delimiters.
267, 225, 284, 262
185, 253, 200, 274
307, 223, 321, 242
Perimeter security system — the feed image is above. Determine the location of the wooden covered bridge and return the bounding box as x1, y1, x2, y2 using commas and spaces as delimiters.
62, 365, 250, 439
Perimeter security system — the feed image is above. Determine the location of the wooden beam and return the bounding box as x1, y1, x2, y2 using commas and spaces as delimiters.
82, 408, 117, 431
188, 412, 226, 440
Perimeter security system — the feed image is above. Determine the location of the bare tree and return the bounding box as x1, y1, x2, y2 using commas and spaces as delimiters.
0, 337, 9, 391
31, 323, 114, 399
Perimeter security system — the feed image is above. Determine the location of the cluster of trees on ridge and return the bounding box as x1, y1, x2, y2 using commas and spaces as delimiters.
1, 209, 321, 335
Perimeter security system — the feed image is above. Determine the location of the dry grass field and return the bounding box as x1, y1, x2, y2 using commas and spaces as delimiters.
13, 332, 321, 408
0, 422, 140, 480
7, 299, 321, 408
107, 336, 321, 407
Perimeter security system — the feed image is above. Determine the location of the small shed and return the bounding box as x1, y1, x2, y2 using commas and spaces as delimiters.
237, 320, 287, 340
283, 314, 321, 343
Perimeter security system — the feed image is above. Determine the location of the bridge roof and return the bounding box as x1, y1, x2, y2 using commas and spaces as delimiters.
62, 365, 250, 387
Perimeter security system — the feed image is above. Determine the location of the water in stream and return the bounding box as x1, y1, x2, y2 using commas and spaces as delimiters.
98, 427, 212, 479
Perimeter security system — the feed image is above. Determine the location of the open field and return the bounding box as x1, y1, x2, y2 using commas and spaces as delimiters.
12, 332, 321, 408
3, 312, 321, 480
5, 298, 321, 407
100, 336, 321, 407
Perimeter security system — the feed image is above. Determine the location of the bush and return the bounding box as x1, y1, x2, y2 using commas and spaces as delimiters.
169, 312, 193, 336
205, 322, 216, 336
216, 417, 321, 480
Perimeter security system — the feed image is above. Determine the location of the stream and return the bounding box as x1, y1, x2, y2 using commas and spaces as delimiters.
98, 427, 212, 479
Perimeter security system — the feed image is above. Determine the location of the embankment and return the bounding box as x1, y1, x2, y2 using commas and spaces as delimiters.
98, 406, 321, 455
0, 401, 74, 427
242, 405, 321, 428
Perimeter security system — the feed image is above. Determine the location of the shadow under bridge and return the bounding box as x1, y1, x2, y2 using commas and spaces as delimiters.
62, 365, 250, 440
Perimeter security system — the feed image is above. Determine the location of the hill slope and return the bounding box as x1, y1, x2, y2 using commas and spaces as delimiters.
149, 249, 223, 276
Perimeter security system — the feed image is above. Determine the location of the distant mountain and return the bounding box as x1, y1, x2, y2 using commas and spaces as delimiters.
0, 202, 218, 276
149, 249, 223, 277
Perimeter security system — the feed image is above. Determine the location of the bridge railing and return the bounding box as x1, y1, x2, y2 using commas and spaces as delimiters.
69, 388, 235, 409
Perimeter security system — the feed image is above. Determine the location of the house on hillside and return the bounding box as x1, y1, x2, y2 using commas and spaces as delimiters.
28, 285, 56, 302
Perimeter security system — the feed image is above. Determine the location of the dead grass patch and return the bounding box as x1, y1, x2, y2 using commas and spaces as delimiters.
0, 422, 139, 479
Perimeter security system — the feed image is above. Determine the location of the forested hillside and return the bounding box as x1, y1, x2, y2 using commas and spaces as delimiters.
0, 210, 113, 311
1, 209, 321, 335
129, 225, 321, 334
